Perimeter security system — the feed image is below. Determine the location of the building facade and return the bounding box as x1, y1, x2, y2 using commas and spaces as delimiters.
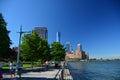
34, 27, 48, 40
65, 42, 72, 53
65, 44, 89, 60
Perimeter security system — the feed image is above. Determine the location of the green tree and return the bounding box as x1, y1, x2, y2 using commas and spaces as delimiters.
21, 31, 41, 62
50, 42, 65, 61
21, 31, 50, 65
39, 39, 51, 63
0, 13, 11, 59
8, 48, 17, 61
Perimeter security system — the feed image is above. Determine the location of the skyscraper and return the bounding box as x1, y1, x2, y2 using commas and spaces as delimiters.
66, 42, 72, 53
56, 32, 61, 42
77, 44, 82, 51
34, 27, 48, 40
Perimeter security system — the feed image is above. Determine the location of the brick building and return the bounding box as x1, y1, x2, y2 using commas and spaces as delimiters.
65, 44, 89, 60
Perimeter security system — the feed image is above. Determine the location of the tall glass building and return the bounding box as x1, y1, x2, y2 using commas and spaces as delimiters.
34, 27, 48, 40
56, 32, 61, 42
66, 42, 72, 53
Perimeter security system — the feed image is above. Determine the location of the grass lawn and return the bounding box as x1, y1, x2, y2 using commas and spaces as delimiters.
2, 62, 42, 69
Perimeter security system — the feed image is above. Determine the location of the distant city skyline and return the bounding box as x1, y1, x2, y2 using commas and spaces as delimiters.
65, 43, 89, 60
1, 0, 120, 58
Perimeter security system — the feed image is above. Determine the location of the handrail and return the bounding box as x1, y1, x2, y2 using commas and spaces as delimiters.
59, 61, 73, 80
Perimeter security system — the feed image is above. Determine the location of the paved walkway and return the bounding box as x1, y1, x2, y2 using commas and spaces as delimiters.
2, 67, 61, 80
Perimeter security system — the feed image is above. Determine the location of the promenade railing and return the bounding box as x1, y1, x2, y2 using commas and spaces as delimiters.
59, 61, 73, 80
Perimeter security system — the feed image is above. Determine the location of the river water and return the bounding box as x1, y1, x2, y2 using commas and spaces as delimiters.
67, 61, 120, 80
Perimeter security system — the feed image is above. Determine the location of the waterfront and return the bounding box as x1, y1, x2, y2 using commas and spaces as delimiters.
67, 61, 120, 80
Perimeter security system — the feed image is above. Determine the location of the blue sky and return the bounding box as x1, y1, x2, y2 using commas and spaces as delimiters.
0, 0, 120, 58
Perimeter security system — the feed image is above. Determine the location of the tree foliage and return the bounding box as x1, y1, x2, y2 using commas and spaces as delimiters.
50, 42, 65, 61
0, 13, 11, 59
21, 31, 50, 63
21, 31, 40, 61
39, 39, 51, 62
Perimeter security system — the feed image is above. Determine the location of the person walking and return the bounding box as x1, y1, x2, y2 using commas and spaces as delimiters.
45, 60, 49, 68
10, 61, 15, 78
0, 64, 3, 79
17, 60, 23, 78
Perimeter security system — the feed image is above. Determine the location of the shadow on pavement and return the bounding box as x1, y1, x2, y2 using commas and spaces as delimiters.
22, 66, 61, 73
1, 77, 58, 80
2, 66, 61, 74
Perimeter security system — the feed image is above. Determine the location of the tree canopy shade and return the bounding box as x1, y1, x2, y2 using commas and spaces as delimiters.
0, 13, 11, 59
50, 42, 65, 61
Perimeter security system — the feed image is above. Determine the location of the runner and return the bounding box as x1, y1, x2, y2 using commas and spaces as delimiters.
10, 61, 15, 78
17, 60, 23, 78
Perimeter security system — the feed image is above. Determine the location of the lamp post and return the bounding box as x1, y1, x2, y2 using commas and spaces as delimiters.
16, 25, 31, 74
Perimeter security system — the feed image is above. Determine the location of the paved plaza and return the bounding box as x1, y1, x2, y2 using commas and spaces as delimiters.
2, 67, 61, 80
